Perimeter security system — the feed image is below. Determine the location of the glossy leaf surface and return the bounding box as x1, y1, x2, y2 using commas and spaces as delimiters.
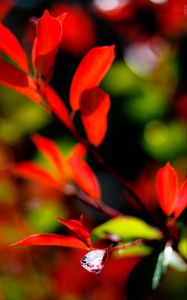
11, 233, 88, 250
56, 217, 91, 247
174, 179, 187, 218
80, 87, 110, 146
70, 45, 115, 110
156, 162, 178, 216
92, 216, 161, 241
0, 58, 41, 103
0, 21, 28, 72
32, 10, 63, 79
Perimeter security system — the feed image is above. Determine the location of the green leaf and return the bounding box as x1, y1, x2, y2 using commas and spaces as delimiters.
126, 246, 165, 300
178, 227, 187, 260
91, 216, 161, 241
27, 202, 67, 232
113, 244, 151, 258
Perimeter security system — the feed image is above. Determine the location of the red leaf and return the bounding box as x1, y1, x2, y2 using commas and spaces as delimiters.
0, 21, 29, 72
69, 143, 87, 160
56, 217, 91, 247
50, 3, 96, 56
0, 0, 13, 21
80, 87, 110, 146
31, 134, 65, 180
12, 161, 62, 190
0, 58, 41, 103
70, 45, 115, 110
156, 162, 178, 216
42, 83, 72, 128
174, 179, 187, 218
68, 151, 101, 200
32, 10, 63, 79
11, 234, 88, 250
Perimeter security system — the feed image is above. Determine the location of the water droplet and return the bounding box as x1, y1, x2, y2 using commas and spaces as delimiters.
80, 249, 108, 275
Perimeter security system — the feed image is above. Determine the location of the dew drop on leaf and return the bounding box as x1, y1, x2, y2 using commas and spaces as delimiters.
80, 249, 108, 275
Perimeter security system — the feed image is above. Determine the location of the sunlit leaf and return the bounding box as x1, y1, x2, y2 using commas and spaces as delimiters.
70, 45, 115, 110
0, 21, 28, 72
11, 233, 89, 250
92, 216, 161, 241
32, 134, 65, 180
0, 58, 41, 103
12, 161, 62, 190
156, 162, 178, 216
113, 244, 151, 258
32, 10, 64, 79
174, 179, 187, 218
56, 217, 91, 247
80, 87, 110, 147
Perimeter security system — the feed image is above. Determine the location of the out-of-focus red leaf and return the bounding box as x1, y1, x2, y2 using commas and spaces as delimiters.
31, 134, 65, 180
42, 83, 72, 128
68, 152, 101, 200
12, 161, 62, 190
174, 179, 187, 218
0, 58, 41, 103
50, 3, 96, 56
80, 87, 110, 147
56, 217, 91, 247
0, 0, 13, 21
11, 234, 88, 250
70, 45, 115, 110
156, 162, 178, 216
0, 21, 29, 72
69, 143, 87, 161
32, 10, 64, 79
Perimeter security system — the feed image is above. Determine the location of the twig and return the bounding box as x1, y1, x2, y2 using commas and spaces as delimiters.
64, 185, 122, 218
111, 239, 144, 252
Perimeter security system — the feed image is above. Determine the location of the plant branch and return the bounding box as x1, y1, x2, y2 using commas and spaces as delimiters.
63, 184, 122, 219
70, 127, 154, 219
110, 239, 144, 252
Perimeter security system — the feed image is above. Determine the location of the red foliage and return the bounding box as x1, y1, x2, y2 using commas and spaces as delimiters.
0, 21, 28, 72
13, 136, 101, 200
11, 233, 89, 250
32, 10, 66, 80
12, 161, 62, 190
0, 58, 41, 103
80, 87, 110, 147
56, 216, 91, 247
50, 3, 96, 56
156, 162, 186, 217
70, 45, 115, 110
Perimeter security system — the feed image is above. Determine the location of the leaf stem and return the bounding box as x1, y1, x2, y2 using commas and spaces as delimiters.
110, 239, 144, 252
64, 186, 122, 218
